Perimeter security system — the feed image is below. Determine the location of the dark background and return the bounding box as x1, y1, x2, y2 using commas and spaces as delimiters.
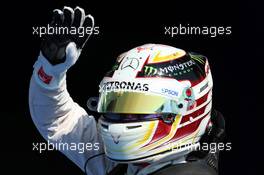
2, 0, 260, 174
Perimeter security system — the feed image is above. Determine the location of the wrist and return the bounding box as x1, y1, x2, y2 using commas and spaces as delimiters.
33, 52, 67, 90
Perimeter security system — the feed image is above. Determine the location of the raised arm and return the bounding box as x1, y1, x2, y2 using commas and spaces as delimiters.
29, 7, 108, 174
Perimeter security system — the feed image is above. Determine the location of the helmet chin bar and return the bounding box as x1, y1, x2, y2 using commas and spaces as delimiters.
107, 142, 200, 164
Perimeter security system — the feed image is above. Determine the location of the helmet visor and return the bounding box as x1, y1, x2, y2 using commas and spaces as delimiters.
102, 113, 177, 123
97, 91, 180, 114
102, 113, 161, 122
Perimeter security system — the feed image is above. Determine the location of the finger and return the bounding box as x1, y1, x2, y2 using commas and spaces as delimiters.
72, 6, 85, 27
80, 14, 95, 48
51, 9, 64, 26
83, 14, 94, 29
63, 6, 74, 26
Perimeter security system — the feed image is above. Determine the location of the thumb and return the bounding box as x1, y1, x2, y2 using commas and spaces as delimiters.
64, 42, 81, 69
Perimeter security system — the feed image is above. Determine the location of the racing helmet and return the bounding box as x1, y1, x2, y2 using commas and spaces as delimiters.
97, 44, 213, 163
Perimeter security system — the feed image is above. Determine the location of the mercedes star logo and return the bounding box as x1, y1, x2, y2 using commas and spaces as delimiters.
121, 57, 140, 70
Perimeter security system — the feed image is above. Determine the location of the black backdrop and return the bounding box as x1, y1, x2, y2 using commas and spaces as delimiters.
2, 0, 260, 174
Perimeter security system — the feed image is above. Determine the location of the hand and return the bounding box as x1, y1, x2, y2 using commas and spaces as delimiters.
41, 6, 94, 65
33, 7, 94, 89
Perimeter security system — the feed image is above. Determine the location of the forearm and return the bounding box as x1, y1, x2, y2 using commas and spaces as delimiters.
29, 74, 104, 171
29, 65, 74, 140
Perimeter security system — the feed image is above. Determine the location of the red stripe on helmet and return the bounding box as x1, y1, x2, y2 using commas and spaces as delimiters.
147, 120, 173, 145
181, 103, 208, 124
147, 112, 210, 151
196, 91, 210, 106
180, 92, 210, 124
169, 111, 210, 143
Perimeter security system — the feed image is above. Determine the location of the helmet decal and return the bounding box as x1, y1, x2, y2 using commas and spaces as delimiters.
98, 44, 214, 162
152, 50, 185, 63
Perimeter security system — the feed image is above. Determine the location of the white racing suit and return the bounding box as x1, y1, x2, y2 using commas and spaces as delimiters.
29, 52, 190, 175
29, 50, 220, 175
